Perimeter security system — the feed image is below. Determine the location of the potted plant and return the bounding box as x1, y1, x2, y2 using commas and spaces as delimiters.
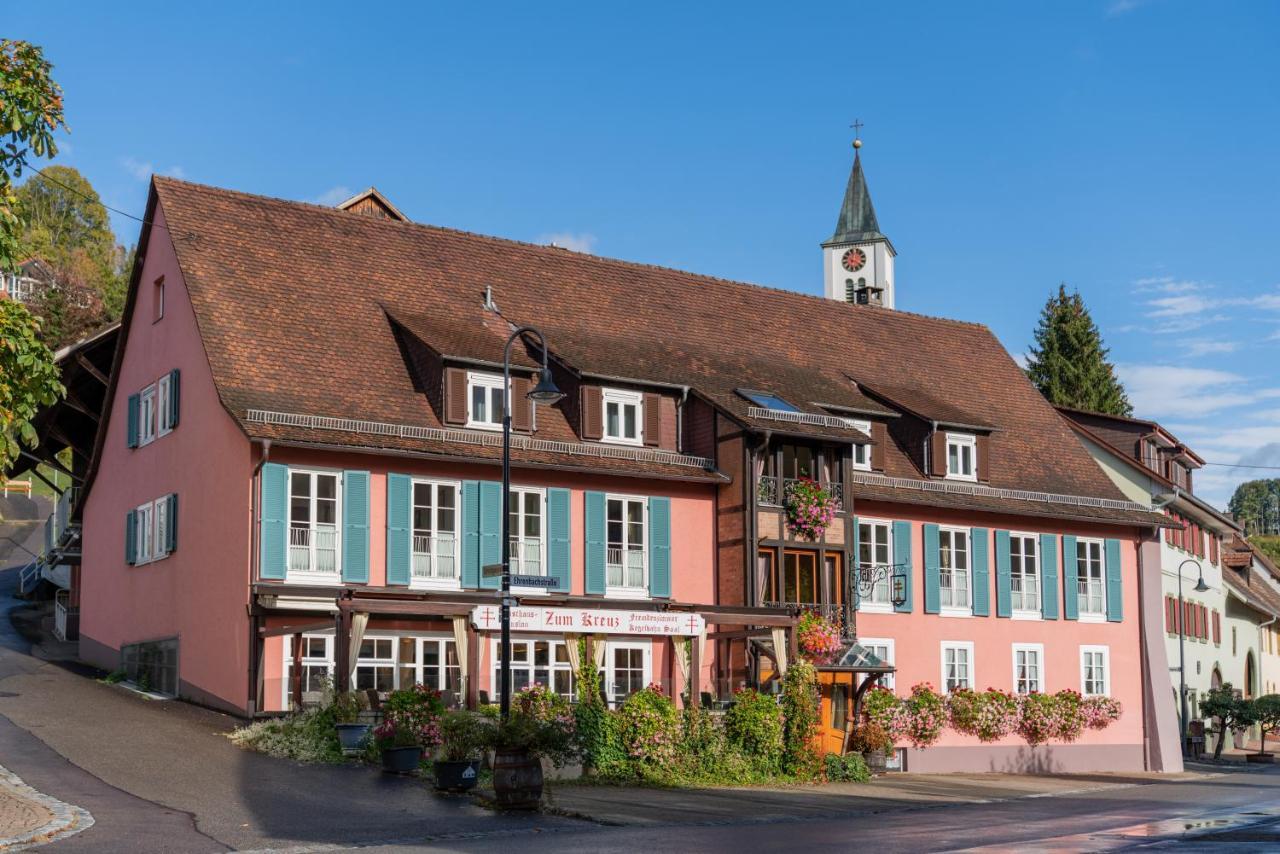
783, 477, 839, 540
847, 720, 893, 774
491, 685, 578, 809
332, 689, 371, 755
434, 710, 492, 791
375, 684, 445, 774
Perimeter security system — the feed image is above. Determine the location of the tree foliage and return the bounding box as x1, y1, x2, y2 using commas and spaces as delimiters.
0, 299, 64, 472
1025, 284, 1132, 416
1254, 694, 1280, 757
1229, 479, 1280, 537
1201, 683, 1256, 760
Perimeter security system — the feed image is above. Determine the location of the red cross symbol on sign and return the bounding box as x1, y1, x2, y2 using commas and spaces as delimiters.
686, 615, 700, 634
479, 608, 496, 629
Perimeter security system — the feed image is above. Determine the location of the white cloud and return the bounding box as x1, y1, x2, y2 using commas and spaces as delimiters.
1134, 276, 1199, 294
311, 185, 353, 206
539, 232, 598, 254
1184, 339, 1239, 357
1116, 364, 1260, 418
121, 157, 185, 181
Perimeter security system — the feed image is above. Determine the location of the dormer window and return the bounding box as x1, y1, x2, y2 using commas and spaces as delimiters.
945, 432, 977, 481
741, 390, 800, 412
843, 418, 873, 471
602, 388, 643, 446
466, 372, 505, 430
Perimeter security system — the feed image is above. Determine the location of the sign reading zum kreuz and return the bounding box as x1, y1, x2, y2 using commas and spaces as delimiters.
471, 605, 705, 637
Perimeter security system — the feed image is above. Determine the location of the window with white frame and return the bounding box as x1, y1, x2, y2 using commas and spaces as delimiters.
941, 641, 974, 692
288, 470, 341, 577
411, 480, 458, 584
1013, 644, 1044, 694
493, 639, 575, 702
607, 642, 651, 706
466, 372, 505, 430
939, 527, 971, 612
135, 501, 155, 563
1076, 538, 1106, 618
509, 487, 545, 579
844, 418, 873, 471
602, 388, 643, 446
861, 638, 895, 690
281, 634, 462, 709
411, 638, 461, 701
606, 496, 647, 593
1010, 534, 1041, 614
946, 433, 977, 481
139, 384, 158, 445
355, 637, 396, 693
281, 635, 335, 707
858, 519, 893, 608
154, 496, 170, 559
157, 374, 172, 437
1080, 646, 1110, 696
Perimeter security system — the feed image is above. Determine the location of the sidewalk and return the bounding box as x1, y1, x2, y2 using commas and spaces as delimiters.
544, 770, 1210, 827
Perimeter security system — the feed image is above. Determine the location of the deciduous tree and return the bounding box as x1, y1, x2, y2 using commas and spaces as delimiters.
1201, 683, 1256, 760
1025, 284, 1132, 416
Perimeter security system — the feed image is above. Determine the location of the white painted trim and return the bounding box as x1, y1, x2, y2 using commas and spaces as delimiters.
465, 371, 505, 431
844, 418, 873, 471
1074, 536, 1108, 619
605, 493, 649, 597
1012, 642, 1046, 694
605, 640, 653, 705
1080, 644, 1111, 696
408, 477, 462, 590
860, 637, 895, 689
601, 387, 645, 447
285, 467, 343, 582
940, 640, 975, 692
938, 526, 973, 614
856, 517, 895, 609
944, 432, 977, 482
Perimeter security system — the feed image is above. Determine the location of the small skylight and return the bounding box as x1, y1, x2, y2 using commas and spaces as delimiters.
741, 390, 800, 412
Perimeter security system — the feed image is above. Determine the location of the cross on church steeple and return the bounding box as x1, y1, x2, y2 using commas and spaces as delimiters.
850, 118, 864, 148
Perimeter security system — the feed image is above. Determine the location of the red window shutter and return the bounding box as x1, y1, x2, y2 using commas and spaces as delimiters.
642, 393, 661, 447
580, 386, 603, 440
930, 431, 948, 477
870, 421, 888, 471
1210, 535, 1219, 565
1165, 596, 1174, 633
1213, 610, 1221, 645
1165, 517, 1174, 545
444, 367, 468, 425
510, 375, 534, 432
976, 433, 991, 481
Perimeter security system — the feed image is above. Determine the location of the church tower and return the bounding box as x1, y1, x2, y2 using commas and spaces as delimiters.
822, 137, 896, 308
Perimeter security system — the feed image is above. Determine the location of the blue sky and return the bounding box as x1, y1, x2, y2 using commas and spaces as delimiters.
14, 0, 1280, 509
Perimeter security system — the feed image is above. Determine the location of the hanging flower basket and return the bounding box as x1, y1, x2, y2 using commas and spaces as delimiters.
784, 478, 839, 540
796, 609, 841, 664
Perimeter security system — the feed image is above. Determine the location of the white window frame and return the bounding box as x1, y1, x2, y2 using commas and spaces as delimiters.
509, 486, 549, 594
410, 478, 461, 590
945, 432, 977, 482
857, 518, 894, 613
466, 371, 506, 431
860, 637, 895, 690
601, 388, 644, 446
1010, 532, 1042, 619
844, 418, 873, 471
1080, 645, 1110, 697
156, 374, 172, 438
287, 468, 343, 583
353, 636, 397, 694
491, 637, 577, 703
280, 634, 335, 708
606, 641, 652, 706
153, 496, 170, 560
941, 641, 974, 693
1012, 643, 1045, 694
134, 501, 155, 564
938, 526, 972, 616
1076, 537, 1107, 621
605, 494, 648, 597
139, 383, 158, 446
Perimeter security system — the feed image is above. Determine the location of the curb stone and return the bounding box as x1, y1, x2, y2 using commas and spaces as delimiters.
0, 763, 94, 850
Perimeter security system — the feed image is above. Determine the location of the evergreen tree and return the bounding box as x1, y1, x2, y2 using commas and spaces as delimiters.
1025, 284, 1132, 416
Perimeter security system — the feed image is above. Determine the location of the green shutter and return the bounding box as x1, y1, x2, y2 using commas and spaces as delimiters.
166, 493, 178, 553
585, 491, 606, 595
971, 527, 990, 616
923, 523, 941, 614
1040, 533, 1059, 619
547, 488, 571, 592
1062, 535, 1079, 620
851, 516, 861, 609
478, 481, 502, 589
649, 496, 672, 598
893, 520, 912, 613
995, 530, 1012, 618
127, 393, 140, 448
1105, 538, 1123, 622
461, 481, 480, 588
167, 369, 181, 429
259, 463, 288, 580
386, 474, 411, 585
125, 509, 137, 565
342, 470, 370, 583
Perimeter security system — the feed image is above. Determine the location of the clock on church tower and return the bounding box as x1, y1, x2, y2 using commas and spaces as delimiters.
841, 248, 867, 273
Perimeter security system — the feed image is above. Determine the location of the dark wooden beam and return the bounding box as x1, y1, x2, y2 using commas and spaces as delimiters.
466, 622, 480, 710
28, 466, 61, 495
258, 620, 334, 639
62, 392, 99, 423
701, 612, 797, 627
74, 351, 110, 386
46, 425, 90, 465
690, 633, 701, 706
290, 633, 303, 710
339, 598, 475, 618
705, 628, 774, 641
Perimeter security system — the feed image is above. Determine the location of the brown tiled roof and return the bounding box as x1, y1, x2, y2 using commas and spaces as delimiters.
150, 177, 1147, 515
857, 380, 995, 431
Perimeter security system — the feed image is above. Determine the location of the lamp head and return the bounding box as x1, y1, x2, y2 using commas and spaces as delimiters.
1194, 577, 1210, 593
527, 367, 565, 405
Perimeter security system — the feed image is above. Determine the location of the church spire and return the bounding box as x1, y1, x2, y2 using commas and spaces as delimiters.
828, 150, 885, 245
821, 129, 897, 309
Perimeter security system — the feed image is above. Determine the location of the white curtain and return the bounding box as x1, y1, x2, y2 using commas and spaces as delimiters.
675, 637, 690, 685
452, 616, 469, 701
592, 634, 607, 669
563, 633, 582, 673
771, 626, 788, 677
348, 612, 369, 682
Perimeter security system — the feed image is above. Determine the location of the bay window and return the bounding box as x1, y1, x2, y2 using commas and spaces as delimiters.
412, 480, 458, 584
289, 470, 340, 577
606, 496, 647, 593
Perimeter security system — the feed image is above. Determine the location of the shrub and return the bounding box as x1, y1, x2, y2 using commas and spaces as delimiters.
1081, 696, 1122, 730
780, 661, 823, 779
438, 710, 495, 762
899, 683, 946, 749
376, 684, 445, 750
825, 752, 871, 783
724, 688, 784, 769
494, 684, 579, 767
847, 720, 893, 753
617, 685, 681, 769
230, 706, 344, 764
796, 611, 841, 665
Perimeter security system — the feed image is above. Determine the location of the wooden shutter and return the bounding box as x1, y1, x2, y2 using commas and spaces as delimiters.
893, 521, 913, 613
478, 481, 502, 589
971, 527, 990, 617
1062, 535, 1079, 620
166, 494, 178, 553
870, 421, 887, 471
511, 376, 534, 432
584, 491, 606, 594
922, 523, 940, 614
461, 481, 480, 588
167, 369, 181, 429
385, 473, 411, 585
342, 471, 370, 583
125, 509, 137, 565
1039, 534, 1059, 619
643, 394, 661, 447
1104, 538, 1123, 622
581, 386, 603, 439
930, 431, 947, 477
1213, 610, 1221, 645
259, 463, 288, 580
995, 530, 1012, 618
547, 488, 571, 592
444, 367, 468, 425
648, 496, 671, 597
976, 434, 990, 481
1210, 534, 1219, 565
127, 393, 140, 449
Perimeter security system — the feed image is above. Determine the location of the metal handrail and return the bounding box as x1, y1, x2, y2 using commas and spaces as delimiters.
757, 476, 844, 509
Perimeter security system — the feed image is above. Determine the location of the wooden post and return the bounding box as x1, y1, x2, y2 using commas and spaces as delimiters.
466, 622, 480, 710
290, 633, 303, 710
690, 633, 702, 707
334, 607, 350, 693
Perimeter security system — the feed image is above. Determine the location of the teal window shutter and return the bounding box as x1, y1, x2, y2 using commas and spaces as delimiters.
166, 494, 178, 553
259, 463, 288, 580
167, 369, 181, 429
1040, 533, 1059, 619
127, 393, 140, 448
893, 521, 913, 613
1105, 538, 1124, 622
547, 488, 571, 592
971, 528, 990, 616
649, 496, 672, 598
386, 473, 411, 585
851, 516, 861, 609
995, 530, 1012, 618
125, 509, 137, 565
1062, 535, 1079, 620
342, 470, 370, 583
584, 491, 606, 595
478, 481, 502, 589
461, 481, 480, 588
923, 523, 941, 614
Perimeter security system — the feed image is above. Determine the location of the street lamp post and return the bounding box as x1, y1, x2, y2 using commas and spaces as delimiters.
499, 327, 564, 723
1176, 557, 1210, 754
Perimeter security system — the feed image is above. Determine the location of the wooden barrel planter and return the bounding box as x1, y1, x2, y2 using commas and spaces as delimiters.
492, 749, 543, 809
862, 749, 888, 775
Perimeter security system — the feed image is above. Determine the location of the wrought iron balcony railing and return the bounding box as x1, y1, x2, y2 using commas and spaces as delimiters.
412, 533, 458, 580
289, 525, 339, 573
756, 476, 844, 510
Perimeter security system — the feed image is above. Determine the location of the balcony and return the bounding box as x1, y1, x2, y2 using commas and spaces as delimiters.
412, 533, 458, 580
757, 477, 844, 510
289, 525, 338, 574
